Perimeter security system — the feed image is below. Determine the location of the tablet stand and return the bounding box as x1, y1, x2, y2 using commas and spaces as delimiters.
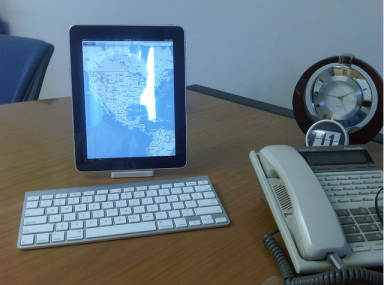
111, 170, 154, 179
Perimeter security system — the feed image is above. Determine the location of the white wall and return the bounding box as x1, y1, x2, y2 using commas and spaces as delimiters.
0, 0, 382, 109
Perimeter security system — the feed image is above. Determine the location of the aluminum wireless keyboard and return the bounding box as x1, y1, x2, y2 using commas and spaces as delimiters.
18, 176, 230, 249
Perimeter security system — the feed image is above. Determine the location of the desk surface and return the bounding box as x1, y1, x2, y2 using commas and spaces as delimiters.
1, 91, 382, 284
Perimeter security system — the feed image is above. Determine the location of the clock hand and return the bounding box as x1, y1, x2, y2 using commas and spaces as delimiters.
339, 91, 354, 99
340, 100, 347, 112
325, 91, 354, 100
325, 93, 341, 99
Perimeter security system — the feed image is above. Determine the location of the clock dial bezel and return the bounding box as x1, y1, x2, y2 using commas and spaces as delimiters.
314, 74, 364, 120
293, 56, 383, 144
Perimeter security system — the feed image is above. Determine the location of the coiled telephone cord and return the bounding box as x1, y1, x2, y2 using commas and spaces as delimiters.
262, 230, 383, 285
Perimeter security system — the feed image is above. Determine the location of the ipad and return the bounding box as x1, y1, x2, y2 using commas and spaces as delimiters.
69, 25, 186, 176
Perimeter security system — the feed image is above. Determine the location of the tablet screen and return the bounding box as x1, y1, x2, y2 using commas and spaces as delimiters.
70, 26, 186, 172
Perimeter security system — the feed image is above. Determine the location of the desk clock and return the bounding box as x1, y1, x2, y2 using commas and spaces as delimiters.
293, 54, 383, 144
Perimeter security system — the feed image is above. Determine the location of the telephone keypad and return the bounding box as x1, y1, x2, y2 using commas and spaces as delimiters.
317, 170, 383, 252
335, 207, 382, 244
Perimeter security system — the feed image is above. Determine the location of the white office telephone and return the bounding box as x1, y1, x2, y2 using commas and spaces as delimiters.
250, 145, 383, 274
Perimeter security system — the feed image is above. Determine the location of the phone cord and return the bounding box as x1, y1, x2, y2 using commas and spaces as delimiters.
263, 231, 383, 285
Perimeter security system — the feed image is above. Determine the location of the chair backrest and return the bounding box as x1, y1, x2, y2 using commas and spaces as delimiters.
0, 35, 54, 104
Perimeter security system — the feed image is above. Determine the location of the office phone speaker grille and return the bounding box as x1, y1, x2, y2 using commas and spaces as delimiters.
273, 185, 292, 211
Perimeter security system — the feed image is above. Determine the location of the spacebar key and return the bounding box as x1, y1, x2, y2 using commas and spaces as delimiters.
86, 222, 157, 238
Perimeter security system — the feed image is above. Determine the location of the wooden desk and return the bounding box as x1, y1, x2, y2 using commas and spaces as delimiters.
0, 91, 382, 284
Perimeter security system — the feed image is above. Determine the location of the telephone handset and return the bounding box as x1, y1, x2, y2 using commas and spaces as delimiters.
256, 145, 349, 260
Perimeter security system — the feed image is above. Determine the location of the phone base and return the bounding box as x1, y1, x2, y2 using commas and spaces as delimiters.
111, 170, 154, 178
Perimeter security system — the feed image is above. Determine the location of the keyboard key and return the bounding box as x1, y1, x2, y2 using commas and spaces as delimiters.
142, 213, 154, 221
194, 206, 223, 215
202, 218, 214, 225
120, 208, 132, 216
133, 206, 145, 214
79, 212, 91, 220
47, 207, 59, 215
157, 220, 173, 230
189, 220, 201, 226
215, 217, 228, 223
21, 235, 34, 245
27, 196, 39, 201
52, 232, 65, 242
89, 203, 100, 210
174, 218, 187, 228
155, 212, 167, 220
128, 215, 140, 223
49, 214, 62, 223
181, 209, 194, 217
159, 203, 171, 211
86, 219, 98, 228
71, 221, 83, 229
203, 192, 215, 199
168, 210, 181, 218
22, 224, 53, 234
67, 229, 84, 240
75, 204, 86, 212
36, 233, 50, 244
26, 201, 38, 209
100, 218, 112, 226
61, 206, 73, 213
195, 185, 212, 192
56, 222, 69, 231
68, 197, 80, 205
185, 201, 197, 208
40, 200, 52, 207
92, 210, 104, 219
24, 208, 45, 217
106, 209, 118, 217
64, 213, 76, 221
42, 195, 54, 200
172, 202, 184, 210
197, 198, 219, 207
110, 188, 121, 193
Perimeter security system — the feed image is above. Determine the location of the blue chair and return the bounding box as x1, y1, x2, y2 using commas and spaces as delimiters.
0, 34, 54, 104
